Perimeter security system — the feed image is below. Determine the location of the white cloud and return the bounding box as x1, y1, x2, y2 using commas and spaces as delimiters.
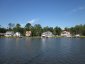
29, 19, 35, 24
28, 18, 39, 24
20, 18, 39, 27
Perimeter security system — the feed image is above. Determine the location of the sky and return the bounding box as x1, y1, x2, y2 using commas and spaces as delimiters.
0, 0, 85, 29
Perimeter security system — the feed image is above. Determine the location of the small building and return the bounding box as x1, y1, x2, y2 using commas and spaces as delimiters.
75, 34, 80, 37
5, 31, 14, 37
61, 31, 71, 37
41, 31, 54, 38
14, 32, 21, 37
25, 31, 31, 37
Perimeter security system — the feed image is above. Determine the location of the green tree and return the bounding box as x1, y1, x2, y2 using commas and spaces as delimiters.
48, 27, 54, 33
25, 23, 32, 31
64, 27, 70, 31
8, 23, 15, 30
43, 26, 50, 32
33, 24, 42, 36
69, 24, 85, 36
69, 27, 76, 35
53, 26, 62, 35
0, 28, 6, 33
13, 24, 24, 35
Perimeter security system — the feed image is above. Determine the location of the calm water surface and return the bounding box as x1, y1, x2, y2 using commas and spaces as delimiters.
0, 38, 85, 64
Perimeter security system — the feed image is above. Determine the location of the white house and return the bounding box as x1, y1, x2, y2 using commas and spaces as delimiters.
14, 32, 21, 37
75, 34, 80, 37
41, 31, 54, 38
5, 31, 14, 37
61, 31, 71, 37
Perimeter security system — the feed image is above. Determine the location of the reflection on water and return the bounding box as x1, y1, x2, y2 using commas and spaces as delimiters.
25, 37, 32, 47
0, 38, 85, 64
41, 38, 46, 50
16, 38, 20, 49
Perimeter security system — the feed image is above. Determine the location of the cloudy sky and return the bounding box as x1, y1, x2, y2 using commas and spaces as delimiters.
0, 0, 85, 28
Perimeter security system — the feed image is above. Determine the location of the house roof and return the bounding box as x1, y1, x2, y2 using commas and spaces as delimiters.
42, 31, 53, 36
5, 31, 14, 34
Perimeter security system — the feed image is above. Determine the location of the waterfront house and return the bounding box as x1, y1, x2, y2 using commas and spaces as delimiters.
61, 31, 71, 37
14, 32, 21, 37
75, 34, 80, 37
41, 31, 54, 38
25, 31, 31, 37
5, 31, 14, 37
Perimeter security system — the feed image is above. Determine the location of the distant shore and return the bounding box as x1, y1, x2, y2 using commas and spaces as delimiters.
0, 36, 85, 38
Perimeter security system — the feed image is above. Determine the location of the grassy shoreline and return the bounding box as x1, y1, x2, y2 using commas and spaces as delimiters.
79, 36, 85, 38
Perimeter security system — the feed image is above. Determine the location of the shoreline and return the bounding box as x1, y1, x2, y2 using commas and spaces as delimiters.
0, 36, 85, 38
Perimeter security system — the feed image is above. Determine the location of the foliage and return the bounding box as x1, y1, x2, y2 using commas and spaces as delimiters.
33, 24, 42, 36
0, 28, 6, 33
13, 24, 24, 35
25, 23, 32, 31
67, 24, 85, 36
8, 23, 15, 30
1, 23, 85, 36
53, 26, 62, 35
43, 26, 54, 33
0, 25, 7, 33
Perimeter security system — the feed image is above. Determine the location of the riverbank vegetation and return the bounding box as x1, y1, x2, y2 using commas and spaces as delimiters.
0, 23, 85, 37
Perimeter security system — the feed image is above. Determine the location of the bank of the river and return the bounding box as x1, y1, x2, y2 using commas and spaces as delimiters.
79, 36, 85, 38
0, 36, 23, 38
0, 36, 85, 38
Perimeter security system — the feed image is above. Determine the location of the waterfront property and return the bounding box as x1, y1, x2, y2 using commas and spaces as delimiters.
25, 31, 31, 37
41, 31, 54, 38
75, 34, 80, 37
61, 31, 71, 37
5, 31, 14, 37
14, 32, 21, 37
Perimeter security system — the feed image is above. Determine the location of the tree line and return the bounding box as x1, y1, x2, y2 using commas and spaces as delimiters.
64, 24, 85, 36
0, 23, 85, 36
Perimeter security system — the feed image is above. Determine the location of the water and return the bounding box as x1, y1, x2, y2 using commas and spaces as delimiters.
0, 38, 85, 64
